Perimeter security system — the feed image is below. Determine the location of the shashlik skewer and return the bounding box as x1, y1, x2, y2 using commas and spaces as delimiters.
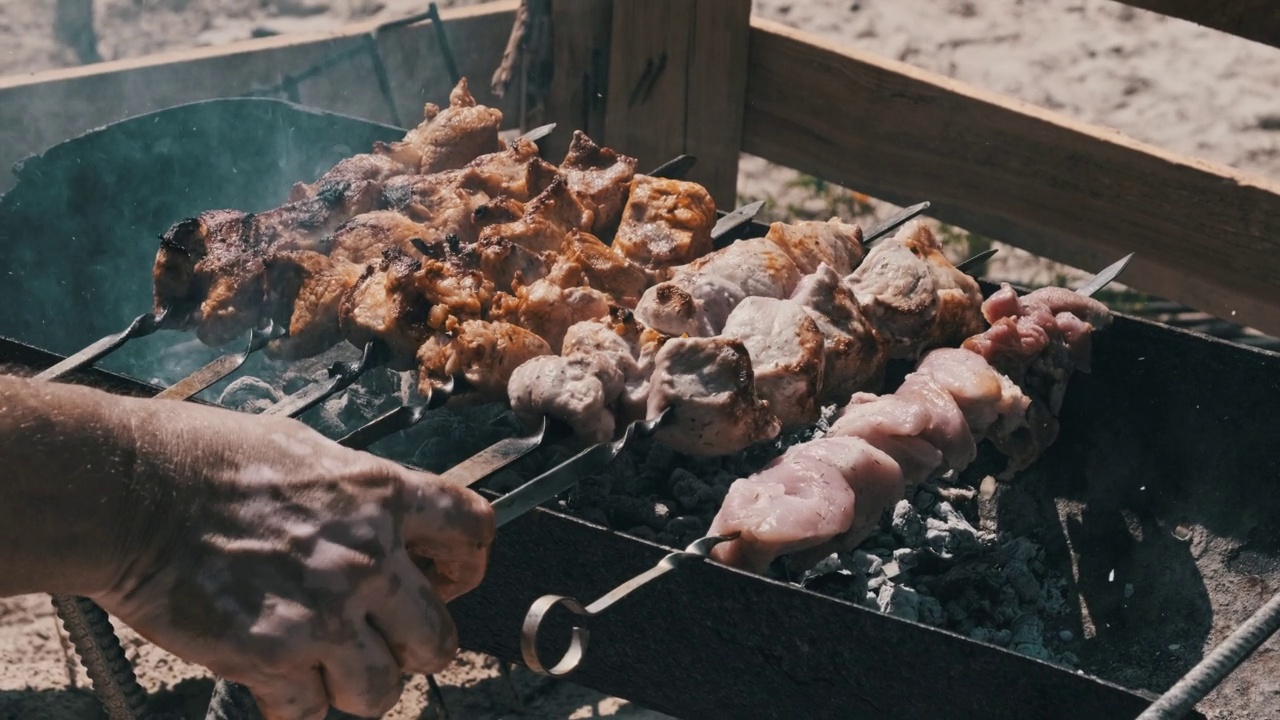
516, 252, 1132, 678
316, 200, 770, 455
34, 87, 544, 385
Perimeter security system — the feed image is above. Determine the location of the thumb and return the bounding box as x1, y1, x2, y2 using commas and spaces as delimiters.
398, 468, 495, 600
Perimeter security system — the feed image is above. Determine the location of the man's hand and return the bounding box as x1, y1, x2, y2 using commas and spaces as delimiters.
0, 376, 494, 720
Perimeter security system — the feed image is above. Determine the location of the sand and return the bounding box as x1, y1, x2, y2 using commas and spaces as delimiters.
2, 0, 1279, 718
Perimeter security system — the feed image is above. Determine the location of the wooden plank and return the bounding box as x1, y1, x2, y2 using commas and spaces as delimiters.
0, 2, 518, 195
603, 0, 693, 180
1111, 0, 1280, 50
684, 0, 752, 207
541, 0, 614, 162
741, 18, 1280, 338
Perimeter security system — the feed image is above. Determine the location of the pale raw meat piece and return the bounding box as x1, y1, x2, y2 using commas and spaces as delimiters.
709, 436, 905, 573
721, 297, 825, 428
914, 348, 1031, 439
830, 374, 975, 484
790, 263, 886, 403
647, 337, 781, 456
763, 217, 866, 275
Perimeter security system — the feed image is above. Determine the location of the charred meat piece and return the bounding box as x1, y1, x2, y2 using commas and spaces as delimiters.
325, 210, 433, 265
153, 210, 263, 347
789, 263, 886, 403
465, 236, 551, 294
546, 230, 650, 308
611, 175, 716, 274
846, 221, 984, 359
379, 170, 491, 247
465, 137, 560, 202
764, 217, 865, 276
417, 319, 552, 402
721, 297, 825, 429
373, 78, 504, 174
476, 177, 596, 254
488, 278, 611, 352
261, 250, 364, 361
709, 437, 905, 574
634, 238, 802, 337
288, 152, 413, 203
338, 249, 432, 370
647, 336, 781, 457
559, 130, 639, 235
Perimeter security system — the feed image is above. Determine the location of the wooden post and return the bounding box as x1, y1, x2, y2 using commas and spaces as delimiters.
539, 0, 614, 162
600, 0, 751, 209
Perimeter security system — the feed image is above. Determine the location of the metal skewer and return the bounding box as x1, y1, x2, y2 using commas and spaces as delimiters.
35, 307, 169, 382
260, 340, 389, 419
864, 201, 931, 243
648, 154, 698, 180
517, 250, 1136, 678
153, 321, 282, 401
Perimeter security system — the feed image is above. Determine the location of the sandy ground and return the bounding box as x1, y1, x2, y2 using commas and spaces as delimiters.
2, 0, 1280, 718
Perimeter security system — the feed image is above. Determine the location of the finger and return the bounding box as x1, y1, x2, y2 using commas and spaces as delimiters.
409, 554, 485, 603
317, 624, 405, 718
366, 553, 460, 675
247, 671, 329, 720
398, 469, 495, 595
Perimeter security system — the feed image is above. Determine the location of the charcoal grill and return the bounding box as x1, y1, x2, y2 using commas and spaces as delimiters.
2, 98, 1278, 719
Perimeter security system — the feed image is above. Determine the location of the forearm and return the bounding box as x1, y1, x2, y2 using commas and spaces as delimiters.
0, 375, 165, 597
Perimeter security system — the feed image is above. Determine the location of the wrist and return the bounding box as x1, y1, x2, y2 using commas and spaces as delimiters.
0, 376, 164, 597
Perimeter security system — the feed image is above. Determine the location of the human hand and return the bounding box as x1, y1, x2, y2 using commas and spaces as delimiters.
85, 397, 494, 720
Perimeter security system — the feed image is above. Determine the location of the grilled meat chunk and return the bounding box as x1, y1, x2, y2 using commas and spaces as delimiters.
559, 130, 639, 235
634, 237, 802, 337
790, 264, 886, 403
337, 249, 433, 369
325, 210, 432, 265
476, 177, 595, 254
764, 217, 865, 276
466, 136, 560, 202
373, 78, 504, 174
288, 152, 412, 204
721, 297, 825, 429
153, 210, 263, 347
647, 336, 781, 457
261, 250, 364, 361
417, 319, 552, 401
846, 221, 984, 359
547, 230, 649, 308
611, 175, 716, 273
489, 278, 611, 351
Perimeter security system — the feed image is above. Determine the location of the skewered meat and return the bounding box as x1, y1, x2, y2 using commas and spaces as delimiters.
153, 210, 261, 346
721, 297, 825, 429
476, 177, 595, 254
288, 152, 412, 204
507, 311, 655, 442
709, 437, 905, 573
846, 221, 984, 359
489, 279, 611, 351
559, 131, 639, 235
324, 210, 433, 265
465, 137, 560, 202
830, 373, 976, 484
546, 230, 650, 308
634, 238, 802, 337
371, 78, 504, 174
764, 217, 866, 276
790, 263, 886, 403
611, 175, 717, 273
338, 248, 432, 369
416, 319, 552, 401
647, 336, 781, 456
632, 217, 862, 339
708, 284, 1112, 572
467, 236, 551, 293
261, 250, 364, 361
